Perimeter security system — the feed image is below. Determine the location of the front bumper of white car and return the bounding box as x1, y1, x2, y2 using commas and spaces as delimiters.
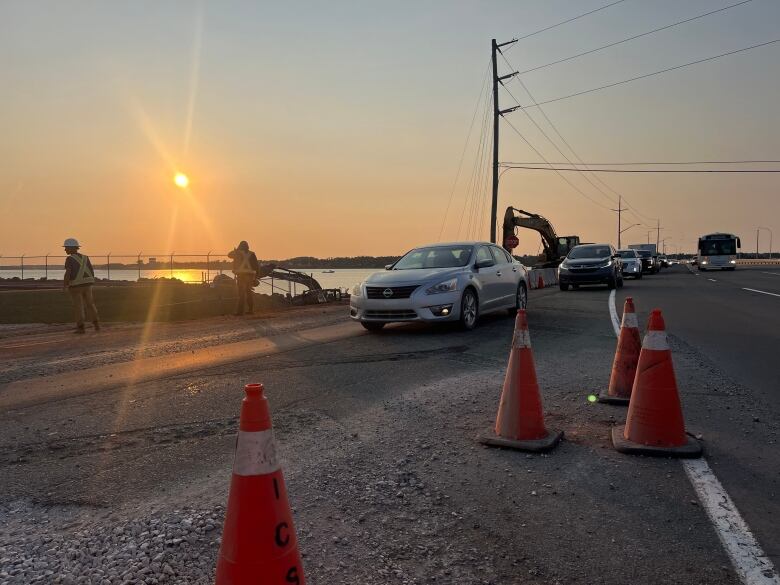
349, 285, 461, 323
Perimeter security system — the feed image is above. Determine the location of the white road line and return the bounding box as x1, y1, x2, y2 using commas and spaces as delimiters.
743, 288, 780, 298
760, 272, 780, 276
608, 290, 620, 336
708, 278, 718, 282
607, 293, 778, 585
683, 459, 779, 585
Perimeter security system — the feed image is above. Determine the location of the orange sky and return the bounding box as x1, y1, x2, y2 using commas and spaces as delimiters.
2, 2, 778, 259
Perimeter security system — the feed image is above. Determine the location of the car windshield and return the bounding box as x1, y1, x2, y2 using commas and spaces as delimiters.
568, 246, 611, 259
392, 245, 473, 270
635, 250, 652, 258
618, 251, 637, 259
699, 239, 736, 256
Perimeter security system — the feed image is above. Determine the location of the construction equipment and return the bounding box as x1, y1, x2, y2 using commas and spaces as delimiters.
502, 207, 580, 267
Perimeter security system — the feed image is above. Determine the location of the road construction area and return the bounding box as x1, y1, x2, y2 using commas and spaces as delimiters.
1, 265, 778, 584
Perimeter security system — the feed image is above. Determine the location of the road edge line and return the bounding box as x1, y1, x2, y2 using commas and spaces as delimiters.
743, 287, 780, 298
682, 459, 779, 585
607, 292, 779, 585
608, 290, 620, 337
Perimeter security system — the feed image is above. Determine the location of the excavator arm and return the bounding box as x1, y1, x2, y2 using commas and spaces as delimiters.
502, 207, 580, 267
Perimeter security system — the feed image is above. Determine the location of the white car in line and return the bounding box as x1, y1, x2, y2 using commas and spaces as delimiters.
349, 242, 530, 332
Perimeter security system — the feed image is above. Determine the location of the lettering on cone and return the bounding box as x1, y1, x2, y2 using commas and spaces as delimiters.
275, 522, 290, 548
286, 567, 300, 584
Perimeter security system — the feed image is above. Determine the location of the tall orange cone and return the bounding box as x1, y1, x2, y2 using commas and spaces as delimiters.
479, 310, 563, 452
599, 297, 641, 405
611, 310, 702, 457
215, 383, 306, 584
537, 273, 545, 289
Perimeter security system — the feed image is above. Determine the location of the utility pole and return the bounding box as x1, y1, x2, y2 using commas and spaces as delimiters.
490, 38, 518, 243
612, 195, 624, 249
656, 219, 662, 249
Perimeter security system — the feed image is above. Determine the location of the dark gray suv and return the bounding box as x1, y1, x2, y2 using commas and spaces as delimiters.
558, 244, 624, 290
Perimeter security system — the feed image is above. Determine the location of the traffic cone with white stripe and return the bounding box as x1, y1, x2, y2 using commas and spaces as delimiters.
215, 383, 305, 584
599, 297, 641, 405
479, 310, 563, 452
611, 310, 702, 457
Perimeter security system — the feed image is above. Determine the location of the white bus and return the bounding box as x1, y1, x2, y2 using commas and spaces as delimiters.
697, 233, 740, 271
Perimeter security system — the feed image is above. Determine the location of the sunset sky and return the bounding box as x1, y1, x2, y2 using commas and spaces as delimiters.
2, 0, 778, 259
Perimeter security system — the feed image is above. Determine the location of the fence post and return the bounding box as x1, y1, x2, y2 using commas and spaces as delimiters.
138, 253, 142, 281
45, 254, 49, 280
206, 251, 211, 283
170, 253, 174, 278
107, 253, 111, 281
21, 254, 25, 280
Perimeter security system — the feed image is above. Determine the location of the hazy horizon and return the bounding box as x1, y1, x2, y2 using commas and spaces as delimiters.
2, 1, 778, 258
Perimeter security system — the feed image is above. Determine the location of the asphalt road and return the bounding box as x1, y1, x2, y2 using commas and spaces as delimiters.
1, 270, 778, 584
615, 264, 780, 571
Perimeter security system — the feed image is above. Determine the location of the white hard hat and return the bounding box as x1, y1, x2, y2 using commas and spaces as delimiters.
63, 237, 80, 248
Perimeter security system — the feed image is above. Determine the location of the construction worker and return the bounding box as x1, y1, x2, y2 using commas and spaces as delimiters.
227, 241, 260, 315
62, 237, 100, 333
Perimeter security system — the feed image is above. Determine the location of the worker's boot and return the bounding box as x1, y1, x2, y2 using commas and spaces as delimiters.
74, 325, 86, 335
93, 321, 101, 332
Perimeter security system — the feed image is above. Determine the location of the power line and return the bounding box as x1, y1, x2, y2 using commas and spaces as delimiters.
519, 39, 780, 108
500, 117, 614, 209
499, 165, 780, 173
507, 0, 628, 44
438, 62, 491, 241
517, 0, 755, 75
501, 159, 780, 166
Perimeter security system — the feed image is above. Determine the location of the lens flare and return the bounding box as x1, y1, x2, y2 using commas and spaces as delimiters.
587, 394, 598, 403
174, 173, 189, 188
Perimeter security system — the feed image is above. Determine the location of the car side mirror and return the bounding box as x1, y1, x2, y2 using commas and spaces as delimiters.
384, 264, 393, 270
475, 259, 494, 270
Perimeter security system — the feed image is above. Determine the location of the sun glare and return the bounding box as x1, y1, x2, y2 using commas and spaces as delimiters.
174, 173, 190, 188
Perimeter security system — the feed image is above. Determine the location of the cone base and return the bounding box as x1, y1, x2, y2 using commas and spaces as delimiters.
597, 391, 630, 406
611, 425, 702, 458
478, 430, 563, 453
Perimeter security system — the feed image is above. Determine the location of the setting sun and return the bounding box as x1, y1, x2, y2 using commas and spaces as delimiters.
174, 172, 189, 188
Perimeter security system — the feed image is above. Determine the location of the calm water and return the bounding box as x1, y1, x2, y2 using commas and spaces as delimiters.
0, 268, 379, 292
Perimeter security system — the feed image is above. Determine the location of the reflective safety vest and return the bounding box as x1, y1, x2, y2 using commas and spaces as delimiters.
233, 250, 256, 275
70, 253, 96, 286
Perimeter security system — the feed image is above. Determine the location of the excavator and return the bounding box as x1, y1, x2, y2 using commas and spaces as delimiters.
502, 207, 580, 268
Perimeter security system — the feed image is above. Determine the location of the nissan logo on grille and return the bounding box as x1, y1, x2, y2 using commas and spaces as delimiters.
383, 288, 393, 298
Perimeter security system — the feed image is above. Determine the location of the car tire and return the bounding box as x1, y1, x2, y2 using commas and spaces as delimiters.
559, 283, 569, 291
508, 282, 528, 316
361, 322, 385, 332
459, 288, 478, 331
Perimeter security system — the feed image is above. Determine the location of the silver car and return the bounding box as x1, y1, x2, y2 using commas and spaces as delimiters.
617, 249, 643, 279
349, 242, 530, 332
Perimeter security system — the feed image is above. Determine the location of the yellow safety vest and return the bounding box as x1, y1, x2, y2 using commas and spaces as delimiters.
70, 254, 96, 286
233, 250, 256, 275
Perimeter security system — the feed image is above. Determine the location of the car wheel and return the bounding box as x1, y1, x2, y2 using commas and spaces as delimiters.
559, 283, 569, 291
607, 275, 617, 290
361, 322, 385, 332
508, 282, 528, 315
459, 288, 478, 331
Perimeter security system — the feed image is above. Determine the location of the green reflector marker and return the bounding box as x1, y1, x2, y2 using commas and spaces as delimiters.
587, 394, 598, 403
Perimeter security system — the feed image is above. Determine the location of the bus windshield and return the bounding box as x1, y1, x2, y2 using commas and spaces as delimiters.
699, 239, 736, 256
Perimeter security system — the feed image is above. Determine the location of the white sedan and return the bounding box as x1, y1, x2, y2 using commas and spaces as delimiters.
349, 242, 530, 331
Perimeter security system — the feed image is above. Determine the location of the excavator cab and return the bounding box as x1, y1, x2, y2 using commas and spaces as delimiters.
502, 207, 580, 268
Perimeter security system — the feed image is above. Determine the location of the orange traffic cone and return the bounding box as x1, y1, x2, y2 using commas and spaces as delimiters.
479, 310, 563, 452
537, 273, 545, 289
215, 383, 306, 584
599, 297, 641, 405
611, 310, 702, 457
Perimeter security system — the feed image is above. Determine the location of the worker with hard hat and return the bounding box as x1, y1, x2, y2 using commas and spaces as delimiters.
62, 238, 100, 333
227, 240, 260, 315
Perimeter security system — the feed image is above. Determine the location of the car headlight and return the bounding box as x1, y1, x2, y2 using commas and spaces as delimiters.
701, 260, 708, 265
598, 259, 612, 268
729, 260, 736, 264
425, 278, 458, 295
352, 282, 363, 296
